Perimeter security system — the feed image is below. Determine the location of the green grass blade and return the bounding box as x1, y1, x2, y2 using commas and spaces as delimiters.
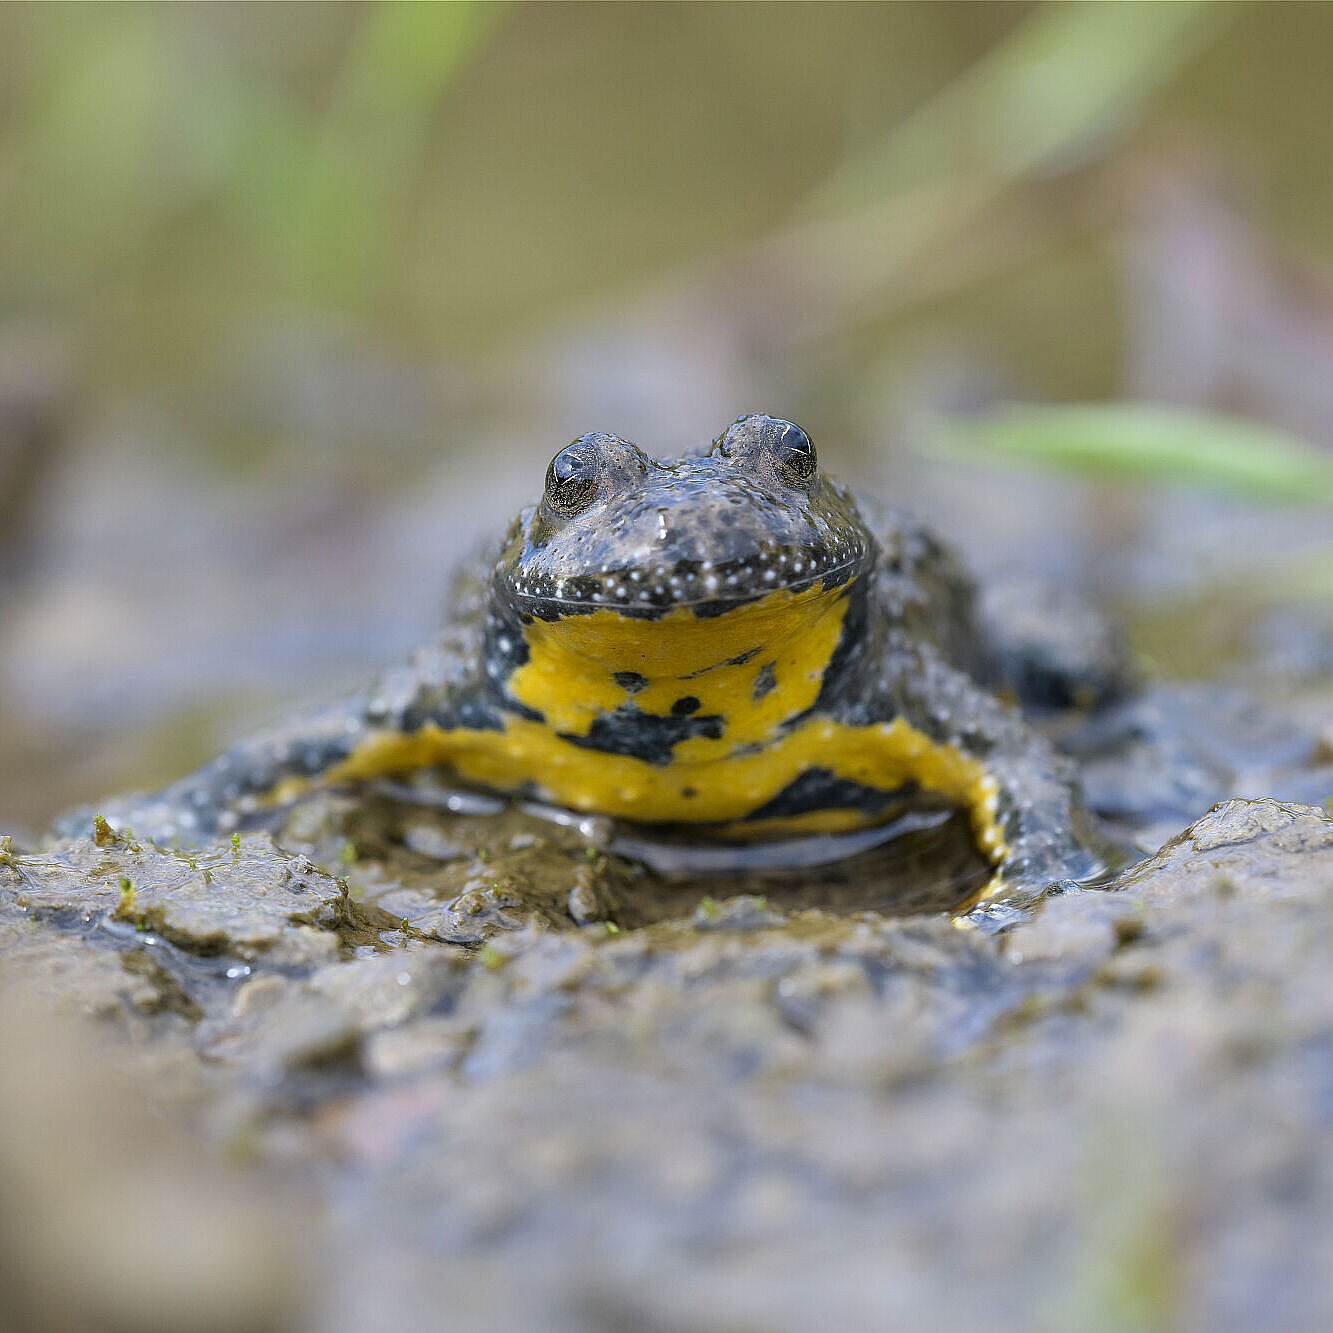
931, 403, 1333, 503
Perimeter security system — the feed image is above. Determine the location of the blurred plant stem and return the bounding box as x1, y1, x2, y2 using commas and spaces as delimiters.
734, 1, 1239, 343
810, 1, 1234, 213
281, 1, 510, 308
2, 2, 509, 329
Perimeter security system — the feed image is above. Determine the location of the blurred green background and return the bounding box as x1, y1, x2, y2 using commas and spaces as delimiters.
2, 1, 1331, 832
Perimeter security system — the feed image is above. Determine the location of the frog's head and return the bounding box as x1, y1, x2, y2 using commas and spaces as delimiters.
497, 415, 874, 624
490, 418, 876, 731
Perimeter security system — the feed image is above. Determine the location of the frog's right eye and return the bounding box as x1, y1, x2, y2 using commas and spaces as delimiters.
771, 421, 817, 487
543, 437, 602, 517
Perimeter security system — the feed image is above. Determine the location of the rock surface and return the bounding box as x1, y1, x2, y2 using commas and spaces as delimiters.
2, 796, 1333, 1331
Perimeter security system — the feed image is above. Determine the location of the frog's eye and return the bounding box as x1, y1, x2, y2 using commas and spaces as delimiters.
771, 422, 817, 487
544, 438, 602, 517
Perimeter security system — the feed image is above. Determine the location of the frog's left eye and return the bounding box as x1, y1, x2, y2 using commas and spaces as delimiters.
772, 422, 817, 487
544, 437, 602, 517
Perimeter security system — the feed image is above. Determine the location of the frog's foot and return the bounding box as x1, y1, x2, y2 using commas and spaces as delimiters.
49, 791, 231, 847
978, 577, 1139, 713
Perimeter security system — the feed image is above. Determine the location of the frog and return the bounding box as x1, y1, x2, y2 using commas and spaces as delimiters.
70, 415, 1130, 903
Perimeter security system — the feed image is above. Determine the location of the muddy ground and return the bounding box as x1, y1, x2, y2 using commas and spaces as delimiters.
3, 787, 1332, 1332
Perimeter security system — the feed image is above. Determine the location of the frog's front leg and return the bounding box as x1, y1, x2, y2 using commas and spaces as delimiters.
63, 695, 377, 843
52, 634, 491, 845
864, 637, 1110, 902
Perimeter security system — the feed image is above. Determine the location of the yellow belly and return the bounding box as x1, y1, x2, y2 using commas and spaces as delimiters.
324, 712, 1006, 865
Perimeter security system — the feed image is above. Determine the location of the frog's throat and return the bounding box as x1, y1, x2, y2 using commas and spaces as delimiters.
507, 580, 852, 742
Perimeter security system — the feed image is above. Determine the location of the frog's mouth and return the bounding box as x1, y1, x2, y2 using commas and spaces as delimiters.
504, 548, 871, 623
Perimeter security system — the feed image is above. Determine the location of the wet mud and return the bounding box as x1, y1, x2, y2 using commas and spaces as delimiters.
3, 789, 1333, 1330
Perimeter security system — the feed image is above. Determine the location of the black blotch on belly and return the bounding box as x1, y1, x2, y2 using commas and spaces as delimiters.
744, 767, 925, 821
671, 695, 701, 716
614, 671, 648, 694
682, 647, 759, 679
752, 662, 777, 703
561, 706, 724, 766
